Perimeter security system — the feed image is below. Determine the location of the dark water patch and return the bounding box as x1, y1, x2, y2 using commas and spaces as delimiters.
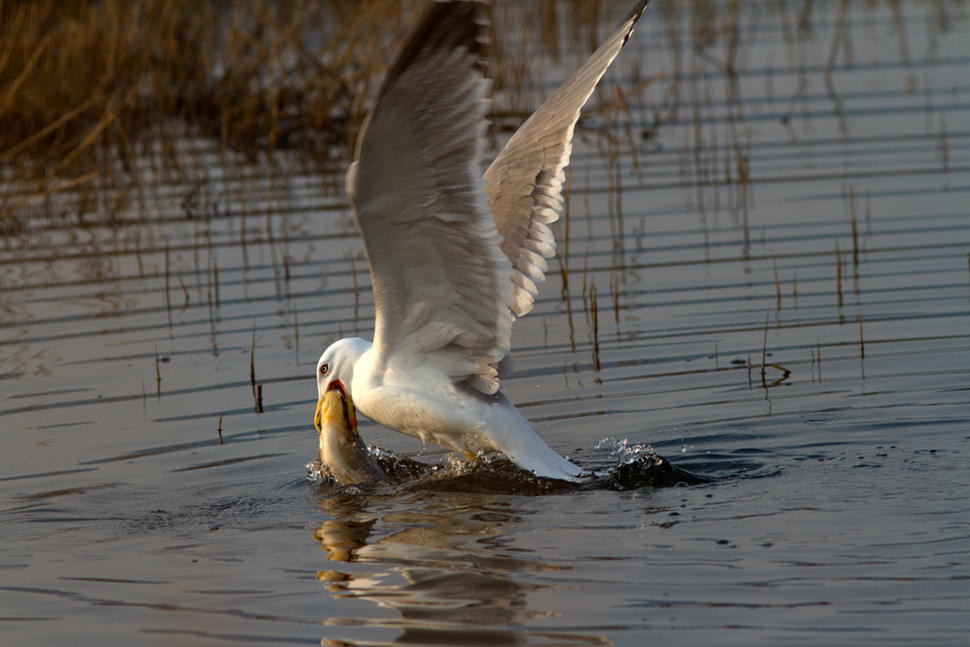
0, 468, 99, 483
309, 452, 568, 497
8, 482, 120, 503
141, 629, 320, 644
16, 514, 128, 525
601, 452, 707, 490
59, 577, 170, 585
650, 451, 777, 482
172, 453, 288, 473
310, 437, 711, 497
0, 616, 60, 622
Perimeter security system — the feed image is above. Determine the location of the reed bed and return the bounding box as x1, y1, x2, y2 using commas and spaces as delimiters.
0, 0, 621, 232
6, 0, 902, 236
0, 0, 417, 229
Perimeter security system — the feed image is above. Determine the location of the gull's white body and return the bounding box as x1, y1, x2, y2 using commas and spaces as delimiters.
315, 0, 651, 481
323, 337, 581, 478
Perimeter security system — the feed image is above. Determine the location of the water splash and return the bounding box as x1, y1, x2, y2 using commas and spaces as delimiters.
309, 437, 705, 494
595, 437, 663, 466
591, 437, 708, 490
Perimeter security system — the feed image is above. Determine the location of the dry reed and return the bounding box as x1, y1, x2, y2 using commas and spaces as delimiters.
1, 0, 618, 232
0, 0, 413, 229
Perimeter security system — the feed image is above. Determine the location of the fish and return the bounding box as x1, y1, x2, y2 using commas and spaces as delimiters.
314, 382, 388, 486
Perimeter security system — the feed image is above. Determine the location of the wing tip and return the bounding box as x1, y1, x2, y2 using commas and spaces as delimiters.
614, 0, 652, 51
626, 0, 653, 26
383, 0, 491, 92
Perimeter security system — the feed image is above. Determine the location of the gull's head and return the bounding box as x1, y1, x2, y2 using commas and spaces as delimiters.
314, 338, 369, 431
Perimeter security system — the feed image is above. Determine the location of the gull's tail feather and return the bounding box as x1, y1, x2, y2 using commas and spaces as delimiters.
503, 425, 585, 482
476, 390, 584, 482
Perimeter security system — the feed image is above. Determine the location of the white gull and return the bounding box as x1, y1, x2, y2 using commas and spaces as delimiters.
315, 0, 651, 481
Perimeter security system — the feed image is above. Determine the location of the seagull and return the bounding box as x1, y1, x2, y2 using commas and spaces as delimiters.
315, 0, 651, 481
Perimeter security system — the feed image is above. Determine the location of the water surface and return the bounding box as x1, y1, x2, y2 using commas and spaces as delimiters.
2, 1, 969, 645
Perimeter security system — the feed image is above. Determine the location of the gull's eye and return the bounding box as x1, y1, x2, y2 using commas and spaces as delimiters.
319, 364, 329, 376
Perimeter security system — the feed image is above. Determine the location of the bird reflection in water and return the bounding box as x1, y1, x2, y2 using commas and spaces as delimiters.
310, 492, 610, 646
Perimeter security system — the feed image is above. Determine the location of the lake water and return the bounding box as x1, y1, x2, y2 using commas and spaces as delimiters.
2, 1, 969, 645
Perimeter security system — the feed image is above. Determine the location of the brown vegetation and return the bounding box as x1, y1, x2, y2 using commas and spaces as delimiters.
0, 0, 621, 231
0, 0, 416, 228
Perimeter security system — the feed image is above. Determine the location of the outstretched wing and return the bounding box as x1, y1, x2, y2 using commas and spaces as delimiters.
347, 1, 513, 394
484, 0, 651, 317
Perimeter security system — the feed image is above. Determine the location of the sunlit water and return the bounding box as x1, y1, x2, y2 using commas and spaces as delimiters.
2, 1, 969, 645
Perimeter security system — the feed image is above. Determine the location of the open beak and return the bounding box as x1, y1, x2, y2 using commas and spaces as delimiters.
315, 381, 358, 434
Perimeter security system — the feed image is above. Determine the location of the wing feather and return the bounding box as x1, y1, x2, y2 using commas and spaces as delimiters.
484, 0, 651, 317
345, 0, 651, 394
348, 1, 512, 394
